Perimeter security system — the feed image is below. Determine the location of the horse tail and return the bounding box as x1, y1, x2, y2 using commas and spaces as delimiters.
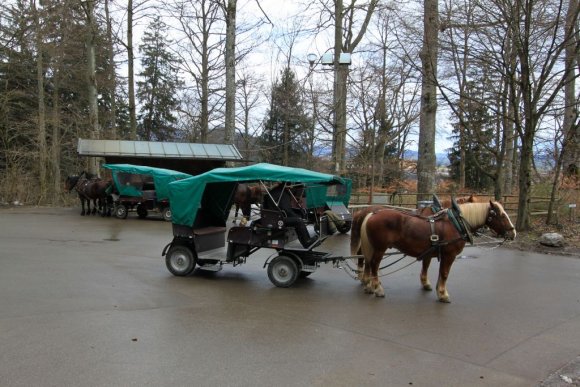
350, 210, 364, 255
359, 213, 375, 262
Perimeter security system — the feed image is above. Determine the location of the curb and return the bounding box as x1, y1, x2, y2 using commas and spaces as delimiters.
539, 356, 580, 386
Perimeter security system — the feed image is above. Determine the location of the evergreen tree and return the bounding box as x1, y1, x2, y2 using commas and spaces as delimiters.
136, 17, 182, 141
447, 81, 496, 191
260, 67, 312, 166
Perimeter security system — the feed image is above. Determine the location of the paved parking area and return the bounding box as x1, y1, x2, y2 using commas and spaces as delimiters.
1, 207, 579, 386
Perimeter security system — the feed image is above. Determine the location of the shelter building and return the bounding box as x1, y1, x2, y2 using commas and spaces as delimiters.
77, 139, 243, 176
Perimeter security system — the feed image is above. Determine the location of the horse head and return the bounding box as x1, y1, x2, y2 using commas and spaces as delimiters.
64, 175, 80, 193
485, 200, 516, 240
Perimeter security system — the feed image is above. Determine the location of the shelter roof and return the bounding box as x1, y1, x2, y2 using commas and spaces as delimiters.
77, 139, 243, 161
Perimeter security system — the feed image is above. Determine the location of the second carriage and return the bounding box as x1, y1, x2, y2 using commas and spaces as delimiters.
103, 164, 191, 221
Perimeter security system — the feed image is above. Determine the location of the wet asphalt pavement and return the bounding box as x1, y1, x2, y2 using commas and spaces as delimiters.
0, 206, 579, 387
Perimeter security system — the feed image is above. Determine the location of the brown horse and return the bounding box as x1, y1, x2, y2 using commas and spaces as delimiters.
65, 172, 112, 216
350, 195, 478, 290
233, 183, 264, 223
350, 200, 516, 302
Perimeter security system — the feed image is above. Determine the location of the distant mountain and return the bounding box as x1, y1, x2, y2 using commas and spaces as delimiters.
403, 150, 450, 166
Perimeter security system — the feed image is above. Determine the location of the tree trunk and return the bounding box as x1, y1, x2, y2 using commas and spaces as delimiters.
547, 0, 579, 222
128, 0, 137, 140
517, 126, 534, 230
52, 74, 61, 204
224, 0, 236, 144
85, 0, 100, 175
33, 0, 47, 202
333, 0, 344, 173
334, 65, 348, 173
503, 30, 517, 195
200, 27, 209, 143
562, 0, 579, 177
417, 0, 439, 201
105, 0, 117, 139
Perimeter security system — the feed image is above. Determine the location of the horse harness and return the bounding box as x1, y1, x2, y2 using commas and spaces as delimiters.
421, 208, 474, 261
369, 204, 473, 262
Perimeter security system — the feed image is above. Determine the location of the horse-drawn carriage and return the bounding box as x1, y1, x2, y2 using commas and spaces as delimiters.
103, 164, 191, 221
161, 162, 517, 300
162, 163, 352, 287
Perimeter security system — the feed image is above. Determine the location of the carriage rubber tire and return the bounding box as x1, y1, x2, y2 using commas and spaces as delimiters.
267, 255, 299, 288
115, 204, 128, 219
165, 245, 196, 276
339, 221, 352, 234
137, 204, 148, 219
162, 207, 172, 222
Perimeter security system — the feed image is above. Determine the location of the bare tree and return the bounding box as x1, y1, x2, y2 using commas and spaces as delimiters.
507, 0, 579, 230
416, 0, 439, 200
332, 0, 378, 174
235, 69, 265, 161
170, 0, 224, 143
222, 0, 236, 143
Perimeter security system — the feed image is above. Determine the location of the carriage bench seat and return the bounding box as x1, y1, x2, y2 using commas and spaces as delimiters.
171, 224, 226, 253
193, 226, 226, 252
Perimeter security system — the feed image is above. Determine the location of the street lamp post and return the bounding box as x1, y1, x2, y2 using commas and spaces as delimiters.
306, 51, 351, 175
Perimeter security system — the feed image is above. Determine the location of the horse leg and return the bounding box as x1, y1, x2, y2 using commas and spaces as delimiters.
80, 197, 86, 216
420, 257, 433, 291
369, 252, 385, 297
91, 199, 98, 215
357, 257, 365, 283
436, 255, 456, 303
100, 197, 106, 217
362, 257, 373, 293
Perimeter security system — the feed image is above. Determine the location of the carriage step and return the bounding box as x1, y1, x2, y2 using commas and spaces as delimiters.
198, 262, 223, 272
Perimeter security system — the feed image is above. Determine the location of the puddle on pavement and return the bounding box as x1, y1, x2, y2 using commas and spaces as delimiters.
104, 222, 122, 242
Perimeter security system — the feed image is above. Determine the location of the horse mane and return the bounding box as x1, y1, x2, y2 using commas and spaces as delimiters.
458, 202, 492, 228
459, 200, 510, 228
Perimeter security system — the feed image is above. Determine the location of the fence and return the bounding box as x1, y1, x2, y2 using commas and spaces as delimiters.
348, 192, 572, 220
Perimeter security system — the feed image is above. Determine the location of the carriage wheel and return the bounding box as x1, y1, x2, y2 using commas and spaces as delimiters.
267, 254, 299, 288
115, 204, 128, 219
339, 221, 352, 234
166, 245, 196, 276
137, 204, 148, 219
162, 207, 172, 222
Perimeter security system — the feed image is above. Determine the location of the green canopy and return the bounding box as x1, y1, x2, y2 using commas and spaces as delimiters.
168, 163, 347, 227
305, 178, 351, 208
103, 164, 191, 201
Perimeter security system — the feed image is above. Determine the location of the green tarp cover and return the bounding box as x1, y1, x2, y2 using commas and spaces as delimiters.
103, 164, 191, 201
168, 163, 346, 227
305, 178, 351, 208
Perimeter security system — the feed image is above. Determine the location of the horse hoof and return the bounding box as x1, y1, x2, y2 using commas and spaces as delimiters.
422, 284, 433, 291
375, 290, 385, 298
438, 296, 451, 303
364, 286, 374, 294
